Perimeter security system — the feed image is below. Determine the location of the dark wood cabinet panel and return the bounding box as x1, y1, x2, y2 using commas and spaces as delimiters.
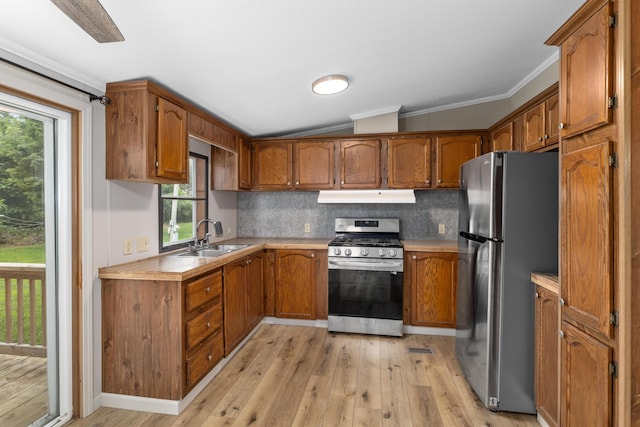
406, 252, 457, 327
433, 134, 481, 188
246, 252, 264, 331
238, 138, 252, 190
535, 285, 559, 427
211, 146, 237, 190
561, 140, 613, 340
491, 122, 513, 152
156, 98, 188, 181
523, 103, 546, 152
294, 141, 335, 189
561, 321, 613, 427
559, 2, 613, 139
340, 139, 381, 188
253, 141, 293, 190
275, 249, 317, 319
388, 137, 432, 189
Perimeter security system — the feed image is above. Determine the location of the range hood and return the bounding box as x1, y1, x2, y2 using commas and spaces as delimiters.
317, 190, 416, 204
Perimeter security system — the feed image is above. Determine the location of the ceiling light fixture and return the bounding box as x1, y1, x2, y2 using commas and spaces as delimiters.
312, 75, 349, 95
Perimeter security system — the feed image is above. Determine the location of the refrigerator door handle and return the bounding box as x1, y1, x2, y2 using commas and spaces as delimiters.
459, 230, 503, 244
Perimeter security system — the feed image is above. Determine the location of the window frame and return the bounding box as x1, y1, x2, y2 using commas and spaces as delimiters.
158, 152, 209, 253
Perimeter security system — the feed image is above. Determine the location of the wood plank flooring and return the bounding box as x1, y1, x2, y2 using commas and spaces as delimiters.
0, 353, 48, 427
69, 325, 540, 426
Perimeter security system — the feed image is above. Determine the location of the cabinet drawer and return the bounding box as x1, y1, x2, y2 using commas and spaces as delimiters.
185, 271, 222, 312
185, 303, 222, 351
185, 331, 223, 387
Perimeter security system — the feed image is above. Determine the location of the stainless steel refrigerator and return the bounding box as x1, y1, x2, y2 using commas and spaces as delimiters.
456, 151, 558, 413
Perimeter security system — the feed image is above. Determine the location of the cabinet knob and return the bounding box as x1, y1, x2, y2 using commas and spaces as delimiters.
341, 180, 345, 185
310, 253, 315, 258
544, 134, 549, 140
207, 354, 212, 361
559, 298, 565, 306
559, 330, 565, 339
559, 123, 565, 129
537, 137, 543, 142
296, 181, 300, 185
205, 287, 210, 293
206, 322, 211, 328
287, 181, 291, 186
426, 179, 431, 184
412, 255, 417, 260
534, 292, 539, 298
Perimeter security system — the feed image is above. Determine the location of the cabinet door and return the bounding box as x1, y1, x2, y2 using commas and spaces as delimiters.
561, 140, 613, 340
211, 146, 237, 191
433, 134, 481, 188
491, 122, 513, 152
544, 93, 560, 146
223, 259, 247, 355
246, 252, 265, 330
535, 286, 559, 427
340, 139, 381, 188
408, 252, 457, 327
559, 2, 613, 139
388, 137, 431, 189
275, 250, 316, 319
522, 103, 546, 152
294, 141, 335, 189
238, 138, 252, 190
156, 97, 188, 181
561, 321, 613, 427
253, 141, 293, 190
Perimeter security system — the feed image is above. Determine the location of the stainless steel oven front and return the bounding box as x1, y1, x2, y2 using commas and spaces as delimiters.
327, 255, 404, 336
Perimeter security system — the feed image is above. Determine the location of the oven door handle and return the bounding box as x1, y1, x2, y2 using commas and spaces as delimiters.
328, 259, 403, 272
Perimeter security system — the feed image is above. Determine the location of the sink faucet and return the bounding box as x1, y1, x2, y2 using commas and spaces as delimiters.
190, 219, 222, 251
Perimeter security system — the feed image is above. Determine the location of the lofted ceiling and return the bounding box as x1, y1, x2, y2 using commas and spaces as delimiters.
0, 0, 584, 137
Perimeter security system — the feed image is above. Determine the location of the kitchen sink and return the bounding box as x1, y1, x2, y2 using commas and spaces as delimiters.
178, 244, 248, 258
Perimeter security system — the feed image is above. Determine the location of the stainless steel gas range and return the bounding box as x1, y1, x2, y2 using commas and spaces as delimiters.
327, 218, 404, 337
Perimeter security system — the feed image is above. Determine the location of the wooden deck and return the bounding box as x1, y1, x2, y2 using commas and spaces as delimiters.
69, 324, 540, 427
0, 353, 48, 426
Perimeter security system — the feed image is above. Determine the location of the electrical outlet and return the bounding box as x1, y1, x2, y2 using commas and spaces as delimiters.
138, 236, 149, 252
227, 226, 232, 234
123, 238, 133, 255
438, 224, 446, 235
304, 223, 311, 233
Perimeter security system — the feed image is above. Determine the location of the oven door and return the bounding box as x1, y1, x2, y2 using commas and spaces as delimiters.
328, 256, 404, 336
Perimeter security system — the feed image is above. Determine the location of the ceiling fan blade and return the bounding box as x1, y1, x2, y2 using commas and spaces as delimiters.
51, 0, 124, 43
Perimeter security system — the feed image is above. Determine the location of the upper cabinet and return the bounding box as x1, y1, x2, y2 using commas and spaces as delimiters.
238, 137, 252, 190
557, 2, 614, 139
252, 140, 293, 190
433, 134, 482, 188
106, 81, 188, 183
340, 139, 381, 188
294, 141, 335, 189
522, 93, 560, 152
491, 122, 513, 152
388, 137, 431, 189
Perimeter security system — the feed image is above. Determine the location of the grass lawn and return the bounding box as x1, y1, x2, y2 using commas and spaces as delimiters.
162, 221, 195, 244
0, 243, 45, 345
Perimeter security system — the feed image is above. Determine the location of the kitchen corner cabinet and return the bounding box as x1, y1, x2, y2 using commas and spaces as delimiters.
405, 252, 457, 327
491, 122, 513, 152
433, 134, 482, 188
387, 137, 432, 189
275, 249, 317, 319
534, 285, 559, 427
522, 93, 560, 152
106, 80, 188, 183
211, 137, 251, 191
102, 269, 224, 399
223, 252, 264, 356
340, 139, 381, 188
252, 140, 293, 190
294, 141, 335, 189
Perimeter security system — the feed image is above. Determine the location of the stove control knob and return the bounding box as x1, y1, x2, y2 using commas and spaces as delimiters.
378, 249, 386, 257
345, 248, 352, 256
333, 248, 341, 255
389, 249, 398, 257
360, 248, 369, 256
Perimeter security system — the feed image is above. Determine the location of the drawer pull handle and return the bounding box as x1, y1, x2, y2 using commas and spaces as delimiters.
207, 354, 212, 361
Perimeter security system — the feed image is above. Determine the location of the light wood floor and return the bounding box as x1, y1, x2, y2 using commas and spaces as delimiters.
0, 353, 48, 426
70, 325, 540, 426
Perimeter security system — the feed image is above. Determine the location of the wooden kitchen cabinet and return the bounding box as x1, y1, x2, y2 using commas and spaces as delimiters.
106, 80, 188, 183
491, 122, 513, 152
560, 321, 613, 427
387, 137, 432, 189
102, 269, 223, 399
522, 93, 560, 152
294, 141, 335, 189
557, 2, 614, 139
340, 139, 381, 188
405, 251, 457, 327
433, 134, 482, 188
238, 137, 252, 190
211, 145, 237, 190
275, 249, 317, 319
223, 252, 264, 355
535, 284, 559, 427
252, 140, 293, 190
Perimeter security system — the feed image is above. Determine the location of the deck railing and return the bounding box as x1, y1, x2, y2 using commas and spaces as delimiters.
0, 263, 46, 357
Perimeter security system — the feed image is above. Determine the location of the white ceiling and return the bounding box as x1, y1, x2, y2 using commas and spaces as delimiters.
0, 0, 584, 137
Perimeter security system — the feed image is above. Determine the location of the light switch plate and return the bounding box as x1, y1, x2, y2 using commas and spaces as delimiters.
438, 224, 446, 235
123, 238, 133, 255
304, 223, 311, 233
138, 236, 149, 252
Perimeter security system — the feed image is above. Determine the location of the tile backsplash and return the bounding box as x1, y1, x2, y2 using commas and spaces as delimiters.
237, 190, 459, 240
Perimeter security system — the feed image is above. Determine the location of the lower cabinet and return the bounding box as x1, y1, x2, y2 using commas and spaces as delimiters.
534, 285, 559, 427
223, 251, 264, 356
275, 249, 317, 319
560, 320, 614, 427
102, 269, 224, 399
404, 251, 457, 327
